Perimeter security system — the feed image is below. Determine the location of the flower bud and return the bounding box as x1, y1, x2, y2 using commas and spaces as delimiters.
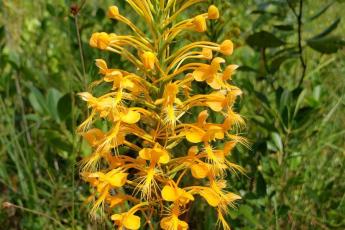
89, 32, 99, 48
141, 51, 155, 70
208, 5, 219, 19
219, 40, 234, 55
107, 6, 120, 18
202, 48, 213, 59
193, 15, 207, 32
89, 32, 111, 50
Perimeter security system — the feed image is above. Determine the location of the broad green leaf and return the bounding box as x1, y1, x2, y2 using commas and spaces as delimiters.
246, 31, 285, 49
307, 36, 345, 53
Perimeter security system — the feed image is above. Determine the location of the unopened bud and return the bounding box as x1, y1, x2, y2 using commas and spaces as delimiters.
141, 51, 156, 70
89, 32, 111, 50
193, 15, 207, 32
202, 48, 213, 59
219, 40, 234, 55
208, 5, 219, 19
107, 6, 120, 18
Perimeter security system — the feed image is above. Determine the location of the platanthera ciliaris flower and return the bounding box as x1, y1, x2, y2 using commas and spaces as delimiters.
79, 1, 245, 229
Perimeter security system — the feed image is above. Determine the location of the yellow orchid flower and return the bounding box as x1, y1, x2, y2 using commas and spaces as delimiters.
193, 57, 225, 89
82, 128, 105, 147
162, 183, 194, 205
160, 206, 189, 230
139, 144, 170, 164
154, 82, 183, 128
160, 215, 188, 230
111, 202, 148, 230
190, 162, 210, 179
178, 110, 228, 143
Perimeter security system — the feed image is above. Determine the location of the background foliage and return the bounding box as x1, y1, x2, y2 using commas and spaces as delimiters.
0, 0, 344, 229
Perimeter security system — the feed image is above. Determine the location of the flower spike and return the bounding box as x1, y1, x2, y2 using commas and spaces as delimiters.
79, 1, 244, 229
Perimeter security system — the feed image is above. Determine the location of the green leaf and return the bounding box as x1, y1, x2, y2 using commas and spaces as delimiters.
277, 205, 290, 217
239, 205, 259, 225
256, 172, 267, 197
246, 31, 285, 49
271, 132, 283, 152
279, 89, 290, 112
293, 89, 307, 118
307, 36, 345, 54
47, 88, 62, 122
96, 8, 105, 21
321, 96, 342, 127
237, 65, 258, 73
58, 93, 72, 121
312, 17, 341, 39
252, 115, 275, 131
254, 91, 270, 106
0, 26, 5, 40
45, 130, 73, 155
286, 175, 304, 187
294, 107, 314, 127
312, 85, 322, 103
273, 24, 294, 31
28, 86, 49, 115
309, 2, 334, 21
46, 3, 55, 16
270, 52, 298, 73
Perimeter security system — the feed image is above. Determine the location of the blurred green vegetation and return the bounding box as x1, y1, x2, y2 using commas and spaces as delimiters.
0, 0, 344, 229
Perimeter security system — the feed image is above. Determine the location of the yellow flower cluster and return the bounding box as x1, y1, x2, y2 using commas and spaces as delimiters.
79, 1, 245, 229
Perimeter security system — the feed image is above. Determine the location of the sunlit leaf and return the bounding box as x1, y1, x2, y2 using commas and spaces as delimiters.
271, 132, 283, 152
